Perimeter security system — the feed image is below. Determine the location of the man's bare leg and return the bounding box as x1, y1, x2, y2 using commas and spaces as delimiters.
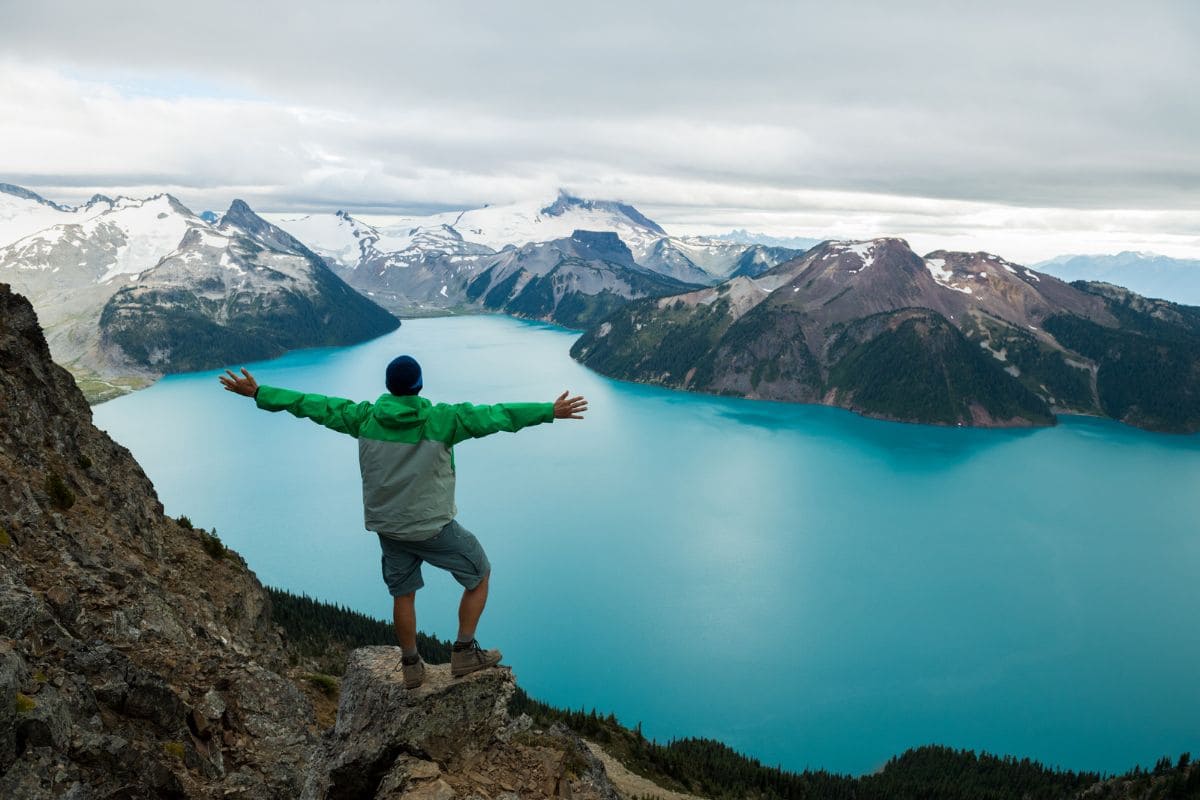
393, 592, 418, 654
394, 592, 426, 688
457, 573, 489, 643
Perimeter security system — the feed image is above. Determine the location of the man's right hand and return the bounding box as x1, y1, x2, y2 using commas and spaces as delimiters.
553, 391, 588, 420
220, 368, 260, 398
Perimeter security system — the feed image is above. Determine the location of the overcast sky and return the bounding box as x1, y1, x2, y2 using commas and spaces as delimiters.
1, 0, 1197, 261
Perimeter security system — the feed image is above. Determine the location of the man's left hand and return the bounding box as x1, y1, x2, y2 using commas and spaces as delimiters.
553, 391, 588, 420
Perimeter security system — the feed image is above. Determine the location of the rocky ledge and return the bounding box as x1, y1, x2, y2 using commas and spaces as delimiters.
303, 647, 619, 800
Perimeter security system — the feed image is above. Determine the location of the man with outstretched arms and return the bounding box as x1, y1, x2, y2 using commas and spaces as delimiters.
220, 355, 588, 688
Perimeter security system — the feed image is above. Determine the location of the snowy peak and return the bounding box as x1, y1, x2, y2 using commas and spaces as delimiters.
268, 210, 378, 269
219, 199, 314, 257
0, 182, 69, 211
539, 190, 666, 236
0, 192, 202, 288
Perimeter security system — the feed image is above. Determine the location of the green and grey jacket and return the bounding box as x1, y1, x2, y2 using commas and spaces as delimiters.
255, 386, 555, 540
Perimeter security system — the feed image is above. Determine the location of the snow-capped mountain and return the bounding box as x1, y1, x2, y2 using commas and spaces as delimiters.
0, 182, 84, 245
268, 191, 805, 309
0, 183, 397, 400
434, 190, 669, 254
268, 209, 379, 270
100, 201, 398, 375
0, 192, 210, 391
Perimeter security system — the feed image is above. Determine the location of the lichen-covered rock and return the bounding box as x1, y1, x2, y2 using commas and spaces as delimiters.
302, 648, 619, 800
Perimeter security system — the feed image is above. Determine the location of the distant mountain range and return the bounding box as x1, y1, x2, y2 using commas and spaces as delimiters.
1035, 251, 1200, 306
4, 180, 1198, 430
0, 184, 397, 400
268, 191, 805, 313
573, 239, 1200, 432
713, 229, 823, 251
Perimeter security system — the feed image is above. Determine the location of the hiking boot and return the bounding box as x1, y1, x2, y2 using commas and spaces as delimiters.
401, 656, 426, 689
450, 639, 502, 678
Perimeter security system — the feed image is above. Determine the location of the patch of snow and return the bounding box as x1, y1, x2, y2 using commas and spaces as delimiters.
597, 321, 613, 338
924, 257, 973, 293
831, 240, 876, 269
439, 284, 448, 297
1024, 269, 1041, 281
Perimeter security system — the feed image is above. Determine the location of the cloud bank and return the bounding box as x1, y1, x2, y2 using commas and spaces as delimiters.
0, 0, 1196, 261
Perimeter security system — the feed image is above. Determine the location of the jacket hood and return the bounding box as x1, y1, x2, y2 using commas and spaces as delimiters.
372, 394, 431, 429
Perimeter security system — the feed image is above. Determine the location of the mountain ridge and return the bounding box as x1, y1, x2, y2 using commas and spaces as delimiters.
571, 238, 1200, 431
0, 185, 399, 401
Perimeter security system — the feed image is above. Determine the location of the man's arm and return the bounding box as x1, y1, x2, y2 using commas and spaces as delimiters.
438, 390, 588, 445
219, 368, 373, 438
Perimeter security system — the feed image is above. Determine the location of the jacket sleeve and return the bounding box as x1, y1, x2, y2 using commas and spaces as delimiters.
254, 385, 373, 438
437, 402, 555, 445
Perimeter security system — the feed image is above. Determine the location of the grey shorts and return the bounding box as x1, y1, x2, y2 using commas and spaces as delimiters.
378, 520, 491, 597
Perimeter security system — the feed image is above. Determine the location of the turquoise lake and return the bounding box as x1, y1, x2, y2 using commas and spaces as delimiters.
93, 315, 1200, 777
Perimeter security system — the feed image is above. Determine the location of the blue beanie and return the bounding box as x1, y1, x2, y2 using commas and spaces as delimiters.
385, 355, 423, 396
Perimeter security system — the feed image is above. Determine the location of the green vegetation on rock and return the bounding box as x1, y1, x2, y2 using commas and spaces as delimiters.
827, 311, 1054, 426
266, 586, 452, 675
1044, 287, 1200, 432
45, 471, 76, 510
303, 673, 340, 697
199, 528, 226, 560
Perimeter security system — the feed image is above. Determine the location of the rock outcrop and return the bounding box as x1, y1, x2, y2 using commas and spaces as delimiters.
304, 648, 619, 800
0, 281, 318, 797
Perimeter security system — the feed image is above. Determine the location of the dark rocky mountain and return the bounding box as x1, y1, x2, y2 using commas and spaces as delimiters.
571, 238, 1200, 431
98, 200, 399, 376
464, 230, 701, 328
728, 244, 806, 279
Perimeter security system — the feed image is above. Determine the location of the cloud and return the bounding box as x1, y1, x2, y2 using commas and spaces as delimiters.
0, 1, 1197, 261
